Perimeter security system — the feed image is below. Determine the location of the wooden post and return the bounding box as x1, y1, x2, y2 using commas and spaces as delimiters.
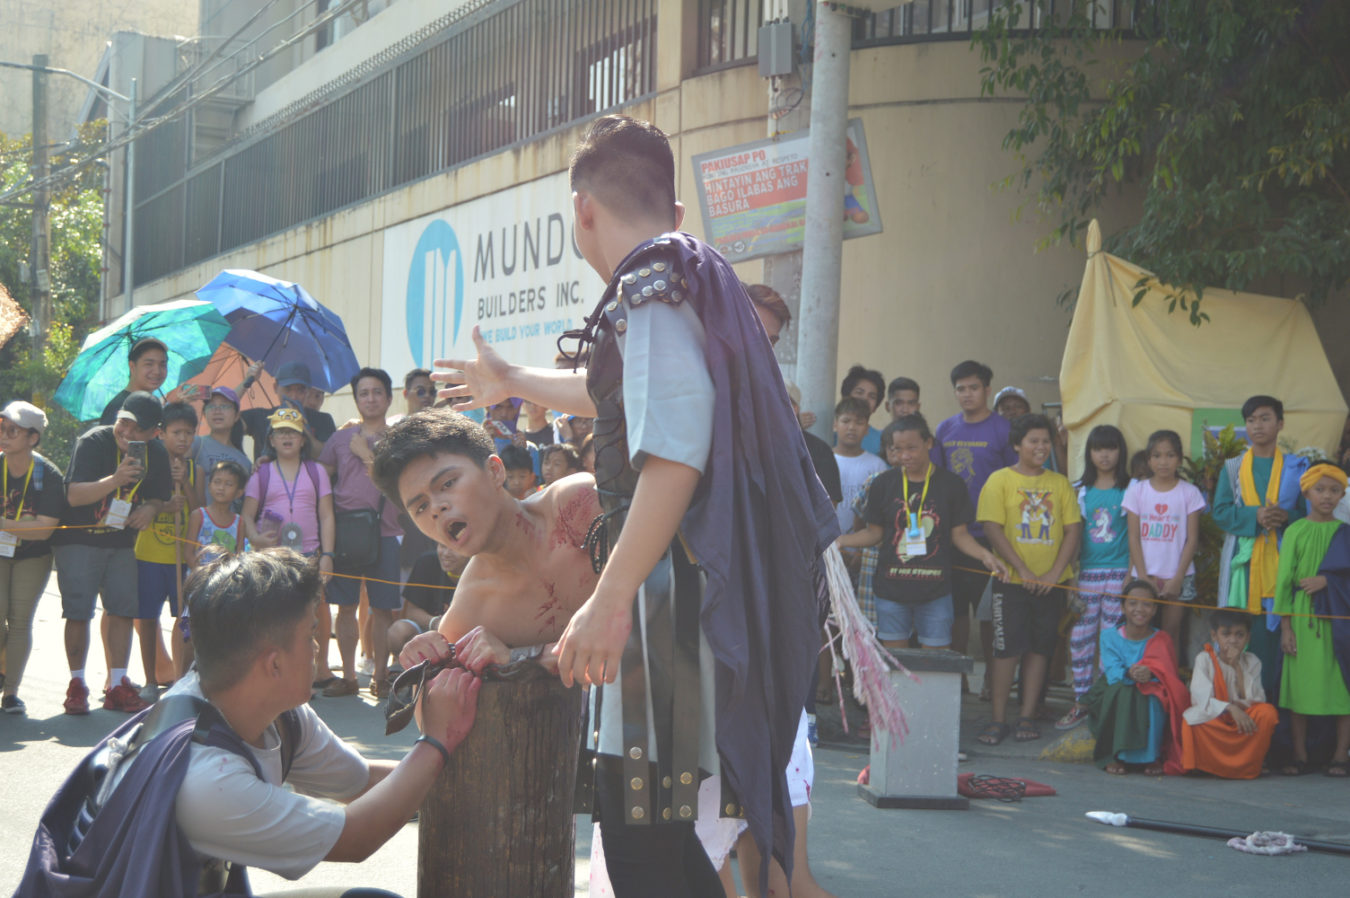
418, 663, 583, 898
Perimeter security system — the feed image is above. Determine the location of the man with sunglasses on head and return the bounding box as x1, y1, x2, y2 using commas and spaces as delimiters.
396, 369, 437, 422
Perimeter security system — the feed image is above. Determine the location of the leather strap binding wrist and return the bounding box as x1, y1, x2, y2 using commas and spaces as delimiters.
414, 734, 452, 768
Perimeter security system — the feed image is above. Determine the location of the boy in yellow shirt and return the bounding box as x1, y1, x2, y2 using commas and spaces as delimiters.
976, 413, 1082, 744
133, 401, 201, 698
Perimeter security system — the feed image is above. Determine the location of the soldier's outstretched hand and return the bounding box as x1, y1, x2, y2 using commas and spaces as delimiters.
434, 326, 513, 412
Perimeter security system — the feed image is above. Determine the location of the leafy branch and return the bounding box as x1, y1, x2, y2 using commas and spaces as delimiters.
974, 0, 1350, 320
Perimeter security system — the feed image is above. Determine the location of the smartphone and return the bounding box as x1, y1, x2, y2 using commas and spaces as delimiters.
179, 383, 201, 400
126, 440, 148, 469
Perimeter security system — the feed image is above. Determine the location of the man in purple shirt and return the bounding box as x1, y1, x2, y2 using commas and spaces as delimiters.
318, 367, 404, 698
933, 360, 1018, 677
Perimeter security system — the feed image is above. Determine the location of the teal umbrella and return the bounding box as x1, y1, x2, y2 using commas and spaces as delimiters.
54, 298, 232, 421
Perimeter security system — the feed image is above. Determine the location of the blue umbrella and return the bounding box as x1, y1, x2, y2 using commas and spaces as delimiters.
195, 269, 360, 393
53, 298, 231, 421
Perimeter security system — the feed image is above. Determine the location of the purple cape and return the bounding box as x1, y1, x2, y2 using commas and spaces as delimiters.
1314, 523, 1350, 697
16, 704, 263, 898
653, 233, 840, 875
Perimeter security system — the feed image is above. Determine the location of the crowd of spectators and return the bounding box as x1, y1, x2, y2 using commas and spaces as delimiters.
0, 338, 595, 718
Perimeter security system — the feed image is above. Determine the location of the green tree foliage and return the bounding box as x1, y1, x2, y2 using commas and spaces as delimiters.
0, 122, 107, 468
974, 0, 1350, 321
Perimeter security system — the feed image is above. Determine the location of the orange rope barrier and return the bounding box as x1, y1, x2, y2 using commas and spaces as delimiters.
950, 563, 1350, 622
11, 523, 1350, 614
1, 521, 454, 591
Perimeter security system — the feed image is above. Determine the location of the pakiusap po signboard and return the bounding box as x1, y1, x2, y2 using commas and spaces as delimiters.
690, 118, 882, 263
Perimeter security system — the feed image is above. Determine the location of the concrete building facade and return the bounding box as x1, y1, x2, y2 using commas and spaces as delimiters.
89, 0, 1343, 432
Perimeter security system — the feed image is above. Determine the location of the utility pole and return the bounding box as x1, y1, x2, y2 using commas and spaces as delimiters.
124, 76, 137, 314
30, 53, 51, 359
762, 0, 811, 387
796, 3, 851, 440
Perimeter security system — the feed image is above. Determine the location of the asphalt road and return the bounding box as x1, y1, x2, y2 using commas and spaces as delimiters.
3, 577, 1349, 896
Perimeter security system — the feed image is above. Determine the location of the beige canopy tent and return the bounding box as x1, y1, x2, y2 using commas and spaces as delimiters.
1060, 220, 1346, 482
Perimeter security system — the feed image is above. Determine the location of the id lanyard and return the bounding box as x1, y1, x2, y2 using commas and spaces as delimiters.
113, 450, 145, 503
902, 463, 932, 531
2, 457, 33, 520
277, 461, 300, 517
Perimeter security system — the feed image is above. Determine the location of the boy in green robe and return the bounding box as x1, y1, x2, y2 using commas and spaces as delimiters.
1273, 463, 1350, 776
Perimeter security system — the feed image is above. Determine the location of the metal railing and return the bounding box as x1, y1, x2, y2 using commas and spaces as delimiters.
856, 0, 1143, 44
696, 0, 765, 72
129, 0, 1144, 289
132, 0, 658, 288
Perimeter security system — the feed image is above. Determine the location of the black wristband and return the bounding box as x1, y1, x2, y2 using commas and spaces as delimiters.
415, 734, 452, 768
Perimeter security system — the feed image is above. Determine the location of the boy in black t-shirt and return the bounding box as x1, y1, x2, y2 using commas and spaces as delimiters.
838, 415, 1006, 650
56, 391, 173, 714
387, 543, 468, 669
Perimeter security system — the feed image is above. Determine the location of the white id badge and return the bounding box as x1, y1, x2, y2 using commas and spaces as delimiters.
103, 498, 132, 530
0, 530, 17, 557
903, 513, 926, 557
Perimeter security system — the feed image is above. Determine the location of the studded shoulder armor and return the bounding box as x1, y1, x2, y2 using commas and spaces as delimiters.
614, 242, 692, 309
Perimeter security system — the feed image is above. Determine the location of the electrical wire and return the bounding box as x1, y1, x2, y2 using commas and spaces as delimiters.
0, 0, 365, 206
136, 0, 297, 122
158, 0, 332, 120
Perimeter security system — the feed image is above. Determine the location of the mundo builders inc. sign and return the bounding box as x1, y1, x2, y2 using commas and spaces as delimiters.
380, 172, 599, 374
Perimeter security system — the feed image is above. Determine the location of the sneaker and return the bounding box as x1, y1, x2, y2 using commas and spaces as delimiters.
64, 678, 90, 715
357, 656, 375, 675
1055, 704, 1090, 730
103, 677, 151, 713
806, 713, 818, 748
2, 694, 25, 715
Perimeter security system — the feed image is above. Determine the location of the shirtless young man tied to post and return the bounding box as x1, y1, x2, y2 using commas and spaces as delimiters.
372, 409, 600, 672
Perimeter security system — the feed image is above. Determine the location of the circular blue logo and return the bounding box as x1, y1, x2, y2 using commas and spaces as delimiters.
405, 220, 465, 367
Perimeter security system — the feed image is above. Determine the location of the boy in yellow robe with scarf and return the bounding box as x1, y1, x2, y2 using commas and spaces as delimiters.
1212, 396, 1307, 695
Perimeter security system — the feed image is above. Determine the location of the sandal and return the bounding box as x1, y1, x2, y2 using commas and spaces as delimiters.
1143, 762, 1164, 775
1325, 761, 1350, 778
1104, 761, 1127, 775
1281, 759, 1311, 777
1013, 717, 1041, 742
322, 677, 359, 698
977, 722, 1010, 745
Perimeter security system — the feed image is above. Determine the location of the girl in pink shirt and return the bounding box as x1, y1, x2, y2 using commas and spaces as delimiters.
1122, 430, 1207, 663
240, 408, 335, 581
